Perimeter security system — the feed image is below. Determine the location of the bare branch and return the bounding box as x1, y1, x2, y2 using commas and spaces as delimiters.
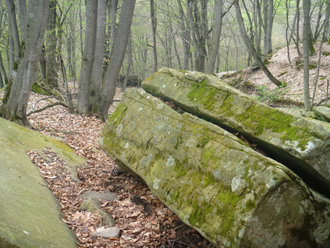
27, 102, 68, 116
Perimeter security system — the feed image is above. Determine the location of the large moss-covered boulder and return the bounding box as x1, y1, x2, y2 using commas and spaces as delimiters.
0, 117, 84, 247
99, 88, 330, 248
142, 68, 330, 198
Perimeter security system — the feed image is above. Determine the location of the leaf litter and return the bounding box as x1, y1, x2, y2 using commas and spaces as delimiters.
0, 88, 214, 247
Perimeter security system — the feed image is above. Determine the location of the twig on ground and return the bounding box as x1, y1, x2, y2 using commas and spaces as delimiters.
27, 101, 68, 116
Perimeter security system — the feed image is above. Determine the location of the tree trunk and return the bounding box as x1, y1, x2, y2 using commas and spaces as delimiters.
313, 2, 324, 42
89, 0, 107, 113
303, 0, 312, 111
150, 0, 157, 72
206, 0, 222, 74
122, 32, 132, 92
177, 0, 190, 70
265, 0, 274, 55
5, 0, 20, 61
234, 0, 283, 87
110, 0, 118, 52
18, 0, 27, 42
77, 0, 98, 114
79, 0, 84, 59
323, 0, 330, 42
0, 53, 8, 86
39, 44, 47, 79
99, 0, 135, 122
1, 0, 49, 125
45, 0, 58, 88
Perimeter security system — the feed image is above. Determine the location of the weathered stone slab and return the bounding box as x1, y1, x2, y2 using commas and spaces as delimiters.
0, 117, 84, 247
99, 88, 330, 248
142, 68, 330, 197
314, 106, 330, 122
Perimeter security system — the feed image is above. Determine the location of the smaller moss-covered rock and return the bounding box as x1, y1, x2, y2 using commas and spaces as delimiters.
99, 88, 330, 248
313, 106, 330, 122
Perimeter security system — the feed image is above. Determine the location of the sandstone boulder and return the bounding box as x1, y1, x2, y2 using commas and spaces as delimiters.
99, 88, 330, 248
0, 117, 84, 247
142, 68, 330, 198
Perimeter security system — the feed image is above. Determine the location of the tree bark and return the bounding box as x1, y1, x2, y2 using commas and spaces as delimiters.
99, 0, 136, 122
5, 0, 20, 61
79, 0, 84, 59
303, 0, 312, 111
89, 0, 107, 113
45, 0, 58, 88
0, 53, 8, 86
18, 0, 27, 42
1, 0, 49, 125
323, 0, 330, 42
234, 0, 283, 87
150, 0, 158, 72
206, 0, 222, 74
177, 0, 190, 70
77, 0, 98, 114
39, 44, 47, 79
265, 0, 274, 55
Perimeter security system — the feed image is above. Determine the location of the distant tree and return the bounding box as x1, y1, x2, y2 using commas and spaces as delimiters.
150, 0, 157, 72
99, 0, 136, 122
89, 0, 107, 113
303, 0, 312, 111
45, 0, 58, 88
77, 0, 98, 114
234, 0, 283, 87
206, 0, 223, 74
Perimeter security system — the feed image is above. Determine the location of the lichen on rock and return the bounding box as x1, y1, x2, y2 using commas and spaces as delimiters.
99, 88, 330, 248
142, 68, 330, 198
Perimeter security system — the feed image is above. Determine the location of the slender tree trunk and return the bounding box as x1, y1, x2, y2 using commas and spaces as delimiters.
8, 21, 14, 77
235, 0, 283, 87
0, 53, 8, 86
323, 0, 330, 42
206, 0, 222, 74
285, 0, 291, 63
5, 0, 20, 61
1, 0, 49, 125
177, 0, 190, 70
39, 44, 47, 79
109, 0, 118, 59
89, 0, 107, 113
150, 0, 157, 72
78, 0, 98, 114
99, 0, 135, 122
303, 0, 311, 111
313, 2, 324, 42
170, 18, 182, 70
265, 0, 274, 55
122, 32, 132, 92
294, 0, 302, 56
45, 0, 58, 88
79, 0, 84, 59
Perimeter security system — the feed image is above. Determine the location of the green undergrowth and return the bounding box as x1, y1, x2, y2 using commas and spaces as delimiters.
254, 85, 288, 104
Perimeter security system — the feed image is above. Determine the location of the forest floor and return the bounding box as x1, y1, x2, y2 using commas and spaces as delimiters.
222, 41, 330, 113
1, 42, 330, 248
